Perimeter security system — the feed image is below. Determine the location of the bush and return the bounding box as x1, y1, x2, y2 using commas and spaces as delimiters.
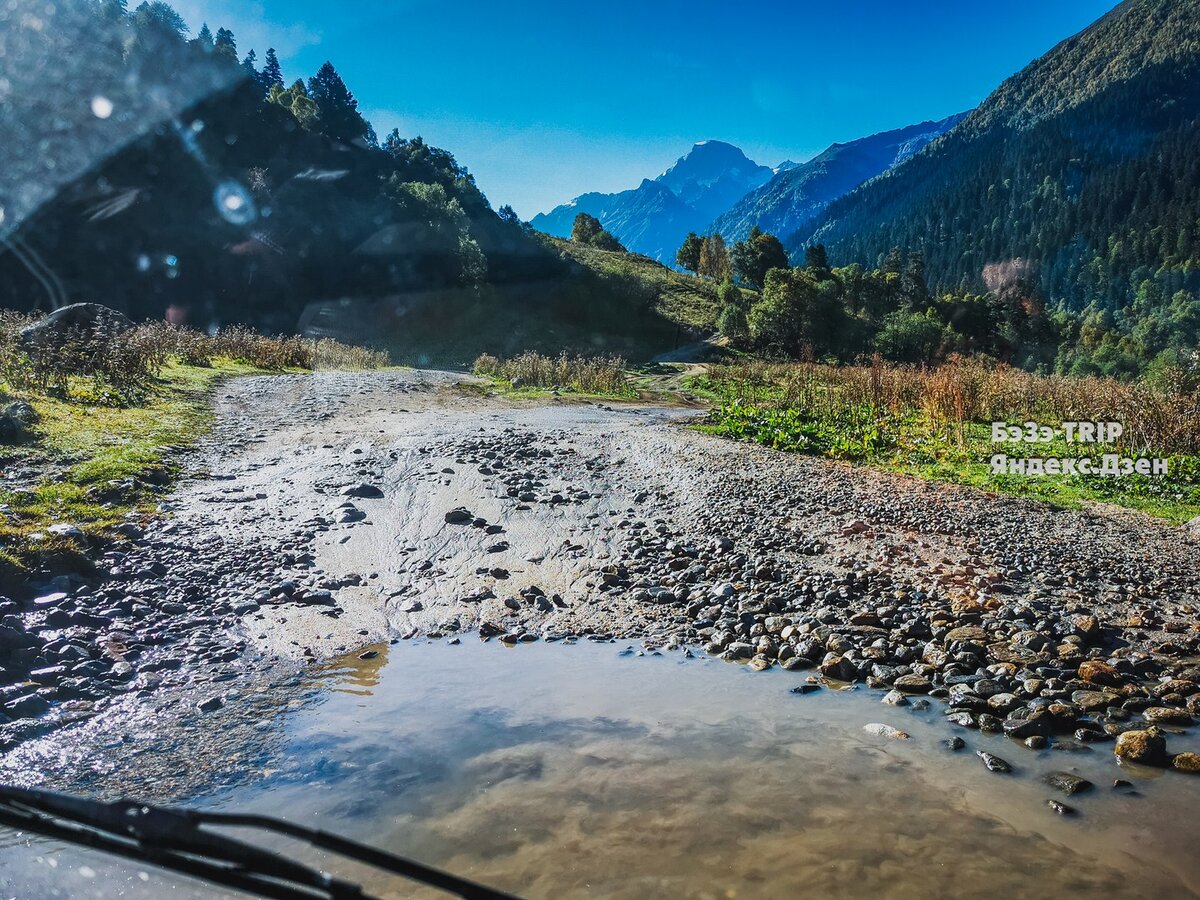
718, 280, 742, 309
717, 304, 749, 343
0, 313, 388, 405
874, 309, 952, 363
473, 351, 627, 395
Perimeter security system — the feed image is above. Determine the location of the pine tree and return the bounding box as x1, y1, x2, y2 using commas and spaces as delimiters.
804, 244, 829, 274
903, 250, 929, 307
307, 61, 368, 143
131, 2, 188, 41
193, 22, 213, 47
258, 48, 284, 97
241, 49, 258, 79
213, 27, 237, 64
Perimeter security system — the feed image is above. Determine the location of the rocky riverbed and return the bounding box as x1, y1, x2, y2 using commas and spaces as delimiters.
4, 368, 1200, 794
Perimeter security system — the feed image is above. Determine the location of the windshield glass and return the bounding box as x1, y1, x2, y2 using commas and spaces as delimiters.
2, 1, 1200, 898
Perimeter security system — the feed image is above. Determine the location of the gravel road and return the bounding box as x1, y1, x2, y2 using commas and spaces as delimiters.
5, 368, 1200, 788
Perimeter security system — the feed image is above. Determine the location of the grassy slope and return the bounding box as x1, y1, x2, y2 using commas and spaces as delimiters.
689, 373, 1200, 524
0, 360, 268, 574
547, 237, 722, 333
384, 239, 723, 368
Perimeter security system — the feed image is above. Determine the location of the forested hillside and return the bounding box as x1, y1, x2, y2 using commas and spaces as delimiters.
0, 0, 712, 361
790, 0, 1200, 375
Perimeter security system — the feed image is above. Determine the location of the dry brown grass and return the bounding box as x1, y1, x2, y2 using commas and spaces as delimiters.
709, 355, 1200, 453
0, 315, 389, 404
474, 351, 628, 395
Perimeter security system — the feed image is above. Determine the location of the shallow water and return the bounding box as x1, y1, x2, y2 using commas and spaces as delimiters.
3, 640, 1200, 899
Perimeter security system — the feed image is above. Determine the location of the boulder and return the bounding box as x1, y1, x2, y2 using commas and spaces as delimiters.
1114, 728, 1168, 766
18, 303, 132, 352
1171, 752, 1200, 774
1078, 659, 1123, 687
819, 654, 858, 681
893, 673, 932, 693
1043, 771, 1093, 795
1143, 706, 1193, 726
1072, 615, 1101, 641
0, 400, 37, 442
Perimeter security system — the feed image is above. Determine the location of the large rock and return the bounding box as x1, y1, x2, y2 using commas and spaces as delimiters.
0, 400, 37, 442
1143, 706, 1193, 726
893, 673, 932, 693
1043, 771, 1093, 795
1078, 659, 1123, 687
1172, 752, 1200, 773
1114, 728, 1168, 766
945, 625, 988, 644
18, 303, 133, 351
819, 654, 858, 681
1072, 615, 1101, 642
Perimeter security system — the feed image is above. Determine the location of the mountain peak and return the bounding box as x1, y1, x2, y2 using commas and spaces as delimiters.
530, 139, 773, 262
655, 141, 773, 221
666, 139, 755, 170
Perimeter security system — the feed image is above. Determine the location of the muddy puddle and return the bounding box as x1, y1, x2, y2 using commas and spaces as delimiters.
3, 640, 1200, 898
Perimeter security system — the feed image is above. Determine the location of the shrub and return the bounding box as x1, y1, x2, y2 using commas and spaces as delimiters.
718, 279, 744, 310
309, 338, 390, 370
0, 313, 387, 405
474, 351, 627, 395
717, 304, 749, 344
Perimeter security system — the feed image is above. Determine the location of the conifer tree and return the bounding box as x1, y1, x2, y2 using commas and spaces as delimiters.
259, 48, 285, 97
307, 61, 368, 142
213, 27, 238, 64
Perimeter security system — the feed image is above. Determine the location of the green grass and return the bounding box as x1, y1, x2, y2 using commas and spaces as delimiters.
693, 373, 1200, 524
374, 239, 731, 368
0, 359, 271, 575
547, 238, 724, 333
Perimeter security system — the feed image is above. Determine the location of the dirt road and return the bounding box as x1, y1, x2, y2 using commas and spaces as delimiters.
5, 368, 1200, 792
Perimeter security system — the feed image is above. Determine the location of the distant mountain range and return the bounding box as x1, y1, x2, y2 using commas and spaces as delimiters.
532, 116, 967, 262
711, 113, 968, 244
531, 140, 773, 261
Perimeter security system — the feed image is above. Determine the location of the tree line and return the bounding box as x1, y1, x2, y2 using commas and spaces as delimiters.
566, 214, 1068, 373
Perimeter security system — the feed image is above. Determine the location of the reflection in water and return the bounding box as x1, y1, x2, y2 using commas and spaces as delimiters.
4, 640, 1200, 898
307, 642, 390, 697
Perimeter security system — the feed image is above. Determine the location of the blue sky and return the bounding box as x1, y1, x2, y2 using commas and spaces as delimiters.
171, 0, 1120, 219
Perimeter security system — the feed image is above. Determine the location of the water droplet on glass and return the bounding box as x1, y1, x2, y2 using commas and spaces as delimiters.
163, 255, 178, 267
213, 180, 257, 225
136, 254, 151, 272
90, 96, 113, 119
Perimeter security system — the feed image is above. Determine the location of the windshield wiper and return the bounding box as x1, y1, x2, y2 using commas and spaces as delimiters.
0, 784, 520, 900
